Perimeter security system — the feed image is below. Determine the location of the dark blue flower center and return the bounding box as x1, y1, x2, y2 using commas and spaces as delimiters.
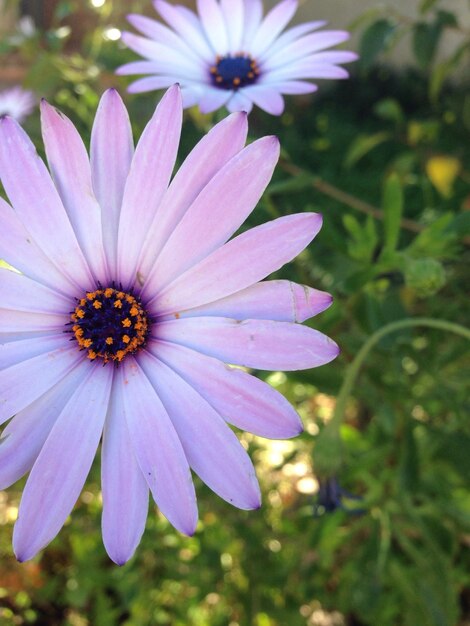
67, 287, 150, 364
210, 54, 260, 90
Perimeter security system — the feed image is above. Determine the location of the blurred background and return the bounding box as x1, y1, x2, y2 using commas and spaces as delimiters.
0, 1, 469, 625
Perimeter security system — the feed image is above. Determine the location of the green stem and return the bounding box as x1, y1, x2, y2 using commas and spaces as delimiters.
317, 318, 470, 475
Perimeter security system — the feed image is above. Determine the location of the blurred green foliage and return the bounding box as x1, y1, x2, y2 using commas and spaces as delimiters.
0, 1, 469, 625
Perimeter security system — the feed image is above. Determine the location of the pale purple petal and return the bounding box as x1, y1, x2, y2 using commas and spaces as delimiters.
153, 317, 340, 370
13, 364, 113, 561
127, 76, 180, 94
152, 341, 303, 439
159, 280, 333, 322
137, 111, 248, 282
101, 377, 149, 564
40, 100, 108, 283
116, 60, 165, 76
119, 359, 197, 535
0, 361, 89, 490
0, 117, 92, 289
266, 60, 350, 82
117, 85, 182, 288
154, 0, 213, 62
303, 50, 359, 64
258, 20, 327, 62
90, 89, 134, 277
220, 0, 244, 52
142, 135, 279, 296
240, 85, 285, 115
261, 80, 317, 95
0, 346, 81, 427
139, 352, 261, 510
250, 0, 298, 58
181, 86, 204, 108
149, 213, 323, 315
127, 13, 202, 60
196, 0, 229, 55
0, 310, 65, 335
199, 88, 233, 114
121, 32, 205, 78
0, 335, 66, 370
0, 268, 71, 314
226, 91, 254, 113
0, 197, 77, 296
241, 0, 263, 49
263, 31, 351, 70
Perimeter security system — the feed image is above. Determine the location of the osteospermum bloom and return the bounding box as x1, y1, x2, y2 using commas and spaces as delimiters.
117, 0, 358, 115
0, 85, 338, 564
0, 86, 35, 122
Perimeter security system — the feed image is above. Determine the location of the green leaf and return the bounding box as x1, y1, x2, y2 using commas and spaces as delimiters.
382, 173, 404, 254
413, 22, 442, 68
430, 40, 470, 100
399, 423, 420, 492
447, 211, 470, 237
436, 10, 459, 27
407, 213, 456, 258
419, 0, 440, 13
373, 98, 404, 124
344, 132, 391, 168
359, 18, 398, 70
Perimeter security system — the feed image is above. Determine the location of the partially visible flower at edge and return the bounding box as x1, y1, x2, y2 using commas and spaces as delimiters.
0, 86, 36, 123
116, 0, 358, 115
0, 85, 339, 565
7, 16, 37, 47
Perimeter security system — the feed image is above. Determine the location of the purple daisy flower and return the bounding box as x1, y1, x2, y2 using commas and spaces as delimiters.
0, 85, 338, 564
117, 0, 358, 115
0, 87, 36, 123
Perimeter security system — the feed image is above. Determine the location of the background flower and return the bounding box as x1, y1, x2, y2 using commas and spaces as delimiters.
117, 0, 358, 114
0, 85, 337, 564
0, 86, 36, 122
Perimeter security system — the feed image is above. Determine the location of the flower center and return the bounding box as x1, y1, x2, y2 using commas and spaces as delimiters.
68, 287, 150, 364
210, 54, 260, 90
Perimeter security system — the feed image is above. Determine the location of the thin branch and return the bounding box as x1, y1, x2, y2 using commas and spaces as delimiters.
278, 159, 470, 246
